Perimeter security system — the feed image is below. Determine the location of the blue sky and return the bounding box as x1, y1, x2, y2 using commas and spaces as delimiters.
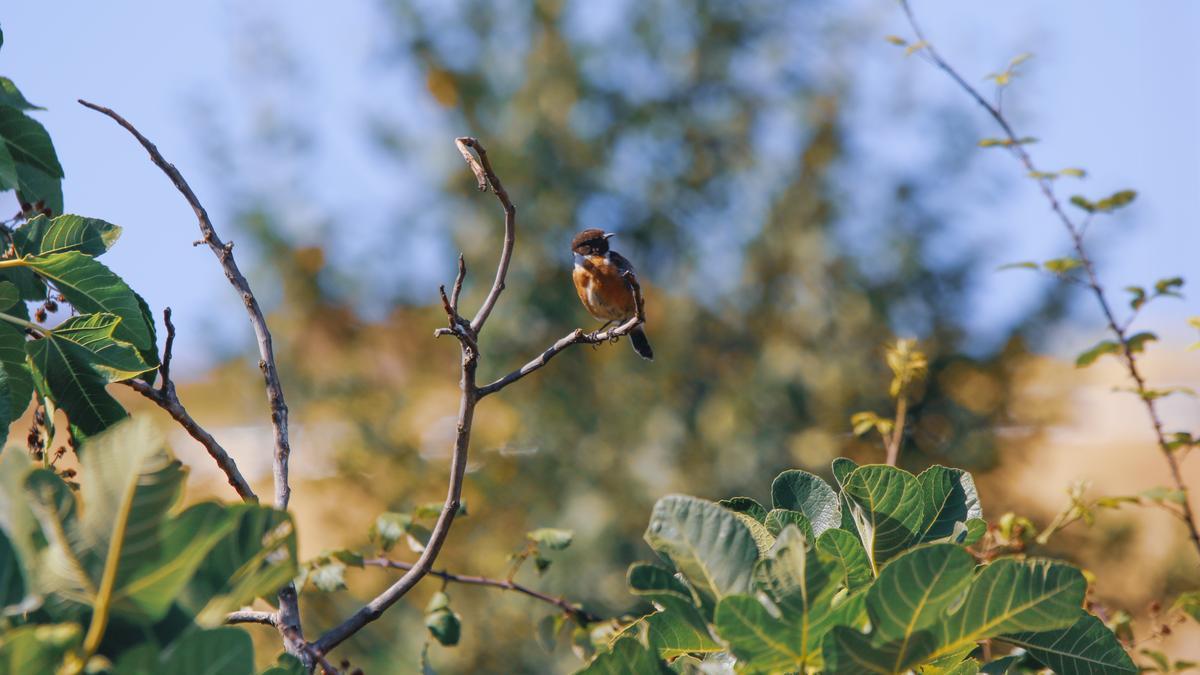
1, 1, 1196, 373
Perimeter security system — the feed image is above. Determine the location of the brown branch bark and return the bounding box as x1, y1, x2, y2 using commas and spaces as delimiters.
315, 138, 512, 655
363, 558, 602, 624
80, 100, 308, 658
123, 309, 258, 502
478, 272, 646, 398
225, 610, 277, 626
898, 1, 1200, 561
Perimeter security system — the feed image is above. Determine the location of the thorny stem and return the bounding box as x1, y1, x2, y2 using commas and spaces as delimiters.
899, 0, 1200, 561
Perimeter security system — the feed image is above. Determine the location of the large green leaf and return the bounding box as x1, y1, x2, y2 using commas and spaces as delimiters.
26, 335, 128, 437
934, 558, 1086, 654
642, 609, 722, 659
763, 508, 813, 540
0, 107, 63, 214
576, 637, 670, 675
0, 134, 17, 190
0, 77, 41, 111
824, 555, 1087, 673
715, 594, 805, 673
0, 528, 26, 610
842, 465, 926, 571
814, 528, 873, 592
158, 627, 256, 675
628, 561, 703, 616
14, 214, 122, 257
183, 504, 297, 626
1001, 612, 1136, 674
770, 469, 840, 536
0, 107, 62, 177
0, 307, 34, 425
917, 466, 982, 542
49, 313, 155, 381
752, 525, 843, 665
21, 252, 155, 351
644, 495, 758, 609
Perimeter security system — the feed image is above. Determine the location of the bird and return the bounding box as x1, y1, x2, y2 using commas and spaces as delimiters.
571, 228, 653, 360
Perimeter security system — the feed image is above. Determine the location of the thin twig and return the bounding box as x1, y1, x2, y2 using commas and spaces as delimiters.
450, 253, 466, 312
315, 139, 516, 654
885, 396, 908, 467
364, 558, 602, 624
898, 1, 1200, 560
455, 137, 515, 335
81, 100, 307, 656
123, 309, 259, 502
478, 272, 646, 398
225, 610, 278, 626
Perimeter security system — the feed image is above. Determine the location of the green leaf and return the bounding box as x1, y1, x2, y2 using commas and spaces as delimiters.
309, 558, 347, 591
885, 35, 908, 46
159, 627, 255, 675
426, 608, 462, 646
1069, 195, 1095, 212
26, 332, 129, 436
1126, 332, 1157, 353
749, 525, 845, 664
1075, 340, 1120, 368
260, 654, 306, 675
832, 457, 858, 489
0, 320, 30, 429
370, 511, 411, 552
643, 609, 722, 658
733, 512, 777, 556
868, 545, 974, 658
1153, 276, 1183, 296
1093, 189, 1137, 212
644, 495, 759, 610
1043, 257, 1081, 274
528, 527, 574, 551
0, 77, 41, 111
1171, 590, 1200, 623
21, 252, 156, 351
718, 497, 767, 522
770, 469, 840, 536
14, 214, 122, 257
0, 107, 63, 177
1001, 612, 1136, 674
576, 637, 669, 675
763, 508, 814, 540
0, 282, 17, 310
0, 528, 27, 610
183, 505, 297, 626
842, 465, 926, 571
13, 163, 63, 216
0, 135, 17, 191
815, 528, 873, 591
715, 594, 806, 672
931, 558, 1086, 659
917, 466, 983, 542
996, 261, 1039, 272
0, 624, 81, 674
961, 518, 987, 546
48, 313, 156, 381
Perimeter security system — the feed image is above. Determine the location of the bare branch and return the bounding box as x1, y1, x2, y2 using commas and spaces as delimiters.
225, 610, 277, 626
478, 272, 646, 398
450, 253, 466, 311
455, 137, 515, 334
364, 558, 602, 624
123, 308, 259, 503
81, 100, 307, 654
898, 1, 1200, 561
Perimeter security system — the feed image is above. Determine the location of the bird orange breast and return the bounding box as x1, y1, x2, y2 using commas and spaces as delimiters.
573, 255, 636, 321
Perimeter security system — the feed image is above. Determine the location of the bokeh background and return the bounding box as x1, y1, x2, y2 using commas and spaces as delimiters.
3, 1, 1199, 672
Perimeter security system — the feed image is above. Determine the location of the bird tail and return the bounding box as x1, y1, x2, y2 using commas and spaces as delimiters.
629, 326, 654, 361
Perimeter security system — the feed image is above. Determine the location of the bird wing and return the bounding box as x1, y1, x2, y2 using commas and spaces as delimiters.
608, 251, 637, 277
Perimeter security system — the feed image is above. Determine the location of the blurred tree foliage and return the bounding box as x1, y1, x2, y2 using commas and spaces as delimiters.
180, 0, 1066, 671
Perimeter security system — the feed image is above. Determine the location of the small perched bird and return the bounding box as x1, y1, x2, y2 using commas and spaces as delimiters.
571, 228, 653, 360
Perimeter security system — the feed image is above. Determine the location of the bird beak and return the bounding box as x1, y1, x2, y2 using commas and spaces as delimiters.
603, 232, 616, 240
